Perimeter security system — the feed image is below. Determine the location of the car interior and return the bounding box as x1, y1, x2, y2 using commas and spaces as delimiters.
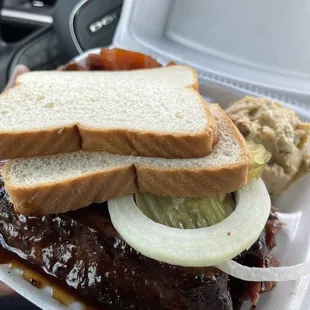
0, 0, 123, 91
0, 0, 123, 308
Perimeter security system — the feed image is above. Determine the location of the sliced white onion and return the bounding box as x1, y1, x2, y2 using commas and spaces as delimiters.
217, 259, 310, 282
108, 178, 270, 267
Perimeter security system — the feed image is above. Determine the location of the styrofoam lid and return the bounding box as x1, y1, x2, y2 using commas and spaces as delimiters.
113, 0, 310, 116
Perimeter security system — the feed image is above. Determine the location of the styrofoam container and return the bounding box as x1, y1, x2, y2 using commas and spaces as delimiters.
1, 1, 310, 309
113, 0, 310, 121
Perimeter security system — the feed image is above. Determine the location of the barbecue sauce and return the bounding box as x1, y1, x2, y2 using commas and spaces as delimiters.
0, 247, 98, 309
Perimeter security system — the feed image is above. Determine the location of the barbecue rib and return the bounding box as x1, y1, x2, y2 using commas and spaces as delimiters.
0, 178, 280, 310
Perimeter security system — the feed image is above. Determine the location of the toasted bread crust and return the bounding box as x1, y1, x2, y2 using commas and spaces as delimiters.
0, 68, 216, 159
3, 105, 250, 215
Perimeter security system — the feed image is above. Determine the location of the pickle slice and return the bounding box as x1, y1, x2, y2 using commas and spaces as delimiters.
135, 193, 235, 229
247, 141, 271, 180
135, 141, 270, 229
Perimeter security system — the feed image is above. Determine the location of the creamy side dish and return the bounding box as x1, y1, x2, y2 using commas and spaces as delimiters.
226, 96, 310, 196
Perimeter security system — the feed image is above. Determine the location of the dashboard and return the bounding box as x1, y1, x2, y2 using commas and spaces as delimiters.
1, 0, 55, 41
0, 0, 123, 91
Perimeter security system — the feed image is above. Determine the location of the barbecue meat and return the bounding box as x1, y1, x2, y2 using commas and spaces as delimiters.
230, 209, 280, 308
0, 183, 233, 310
0, 180, 280, 310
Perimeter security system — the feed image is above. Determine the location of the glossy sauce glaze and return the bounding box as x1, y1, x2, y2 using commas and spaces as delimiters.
0, 151, 282, 310
0, 170, 98, 309
0, 183, 236, 310
0, 247, 97, 309
0, 158, 282, 310
0, 184, 281, 309
59, 48, 162, 71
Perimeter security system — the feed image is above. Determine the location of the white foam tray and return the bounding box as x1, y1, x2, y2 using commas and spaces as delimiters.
113, 0, 310, 121
1, 0, 310, 309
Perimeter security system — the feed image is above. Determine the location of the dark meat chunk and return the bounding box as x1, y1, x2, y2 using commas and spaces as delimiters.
85, 53, 105, 70
230, 208, 281, 309
59, 48, 162, 72
57, 62, 85, 71
0, 181, 280, 310
96, 48, 162, 70
0, 185, 233, 310
265, 208, 282, 249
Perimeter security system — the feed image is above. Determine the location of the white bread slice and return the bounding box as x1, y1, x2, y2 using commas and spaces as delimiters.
0, 66, 216, 159
2, 104, 250, 215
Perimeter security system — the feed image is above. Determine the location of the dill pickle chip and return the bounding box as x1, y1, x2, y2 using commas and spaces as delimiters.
247, 141, 271, 179
135, 192, 235, 229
